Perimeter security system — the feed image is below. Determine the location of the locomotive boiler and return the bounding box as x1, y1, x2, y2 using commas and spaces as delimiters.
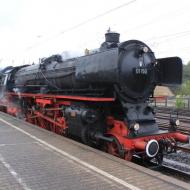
0, 31, 189, 163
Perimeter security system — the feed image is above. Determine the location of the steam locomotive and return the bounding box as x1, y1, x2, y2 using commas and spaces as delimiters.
0, 31, 189, 163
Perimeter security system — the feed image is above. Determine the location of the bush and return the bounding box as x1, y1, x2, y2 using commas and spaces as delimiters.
175, 95, 185, 109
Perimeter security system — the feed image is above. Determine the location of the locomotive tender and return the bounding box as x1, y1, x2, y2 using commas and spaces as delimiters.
0, 31, 189, 163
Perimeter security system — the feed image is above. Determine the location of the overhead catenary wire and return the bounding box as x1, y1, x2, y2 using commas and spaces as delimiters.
156, 46, 190, 54
122, 6, 187, 34
23, 0, 190, 64
26, 0, 137, 51
145, 30, 190, 42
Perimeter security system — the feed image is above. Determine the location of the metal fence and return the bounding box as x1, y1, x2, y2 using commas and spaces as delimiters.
150, 96, 190, 110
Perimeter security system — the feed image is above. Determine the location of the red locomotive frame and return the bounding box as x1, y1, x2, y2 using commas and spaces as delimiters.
0, 92, 188, 161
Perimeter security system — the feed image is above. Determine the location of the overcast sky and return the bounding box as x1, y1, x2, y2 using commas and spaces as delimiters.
0, 0, 190, 67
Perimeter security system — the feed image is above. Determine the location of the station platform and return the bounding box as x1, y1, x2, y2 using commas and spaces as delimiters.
0, 112, 189, 190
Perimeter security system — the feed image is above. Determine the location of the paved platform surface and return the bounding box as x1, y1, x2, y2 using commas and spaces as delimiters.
0, 112, 189, 190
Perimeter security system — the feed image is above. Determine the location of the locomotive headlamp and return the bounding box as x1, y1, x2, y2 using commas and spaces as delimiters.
175, 119, 180, 126
170, 118, 180, 131
170, 118, 180, 127
143, 46, 149, 53
134, 123, 140, 131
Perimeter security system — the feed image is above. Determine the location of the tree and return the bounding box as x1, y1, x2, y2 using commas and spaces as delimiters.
183, 62, 190, 82
176, 80, 190, 95
172, 62, 190, 95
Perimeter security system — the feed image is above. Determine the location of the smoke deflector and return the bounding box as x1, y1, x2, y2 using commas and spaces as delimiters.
156, 57, 182, 86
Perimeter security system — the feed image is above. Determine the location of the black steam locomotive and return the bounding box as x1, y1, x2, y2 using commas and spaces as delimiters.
0, 31, 188, 162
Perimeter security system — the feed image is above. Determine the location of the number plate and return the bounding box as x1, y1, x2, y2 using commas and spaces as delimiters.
135, 68, 148, 75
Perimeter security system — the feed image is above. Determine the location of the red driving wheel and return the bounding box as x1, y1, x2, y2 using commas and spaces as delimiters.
107, 136, 133, 161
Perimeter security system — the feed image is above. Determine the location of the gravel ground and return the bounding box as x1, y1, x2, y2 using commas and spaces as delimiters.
164, 145, 190, 173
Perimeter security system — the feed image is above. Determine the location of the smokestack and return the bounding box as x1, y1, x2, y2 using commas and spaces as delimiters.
105, 29, 120, 43
100, 29, 120, 50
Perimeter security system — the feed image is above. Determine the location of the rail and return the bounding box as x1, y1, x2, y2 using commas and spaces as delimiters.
156, 116, 190, 135
176, 145, 190, 153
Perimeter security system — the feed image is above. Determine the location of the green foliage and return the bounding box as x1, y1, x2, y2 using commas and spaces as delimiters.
176, 80, 190, 95
176, 62, 190, 96
183, 62, 190, 82
175, 95, 185, 109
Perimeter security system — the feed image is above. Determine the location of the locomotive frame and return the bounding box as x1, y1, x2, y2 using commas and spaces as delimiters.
0, 90, 188, 162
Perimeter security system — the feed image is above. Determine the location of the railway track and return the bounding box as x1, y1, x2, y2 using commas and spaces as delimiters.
154, 106, 190, 182
157, 120, 190, 134
156, 164, 190, 183
155, 106, 190, 134
176, 145, 190, 153
133, 156, 190, 183
155, 107, 190, 122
